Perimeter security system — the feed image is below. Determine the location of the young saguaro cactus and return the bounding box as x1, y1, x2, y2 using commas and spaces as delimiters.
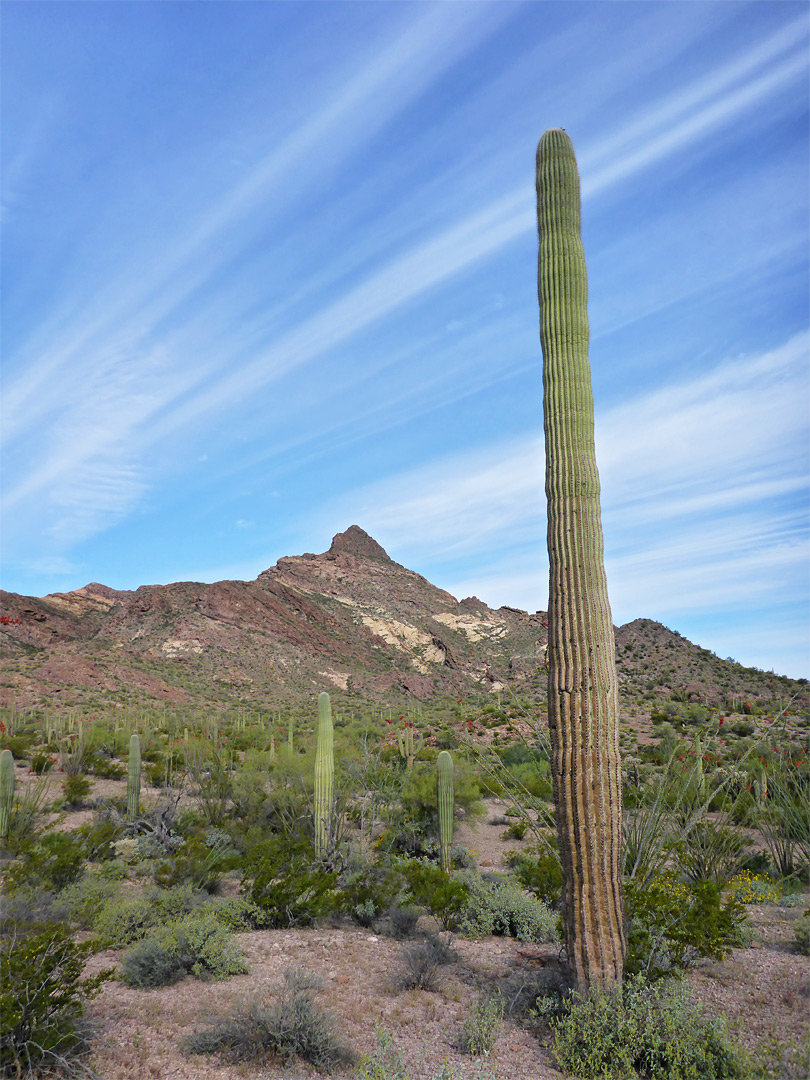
0, 749, 14, 839
536, 128, 625, 990
437, 750, 454, 873
127, 733, 141, 822
397, 722, 423, 771
314, 692, 334, 858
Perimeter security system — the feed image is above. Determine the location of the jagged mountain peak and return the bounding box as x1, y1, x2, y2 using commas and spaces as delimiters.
328, 526, 391, 562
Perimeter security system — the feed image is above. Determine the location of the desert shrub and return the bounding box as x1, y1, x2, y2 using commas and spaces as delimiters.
152, 830, 239, 892
245, 834, 340, 928
549, 975, 746, 1079
625, 874, 748, 980
92, 881, 208, 947
120, 912, 247, 987
726, 871, 782, 904
506, 847, 563, 906
376, 902, 420, 939
184, 966, 354, 1072
398, 859, 469, 930
76, 812, 124, 860
396, 932, 457, 991
59, 873, 119, 928
2, 831, 88, 896
794, 915, 810, 956
120, 937, 188, 989
456, 870, 559, 943
340, 859, 404, 928
672, 821, 747, 884
503, 819, 527, 841
205, 895, 268, 931
0, 918, 113, 1078
61, 773, 93, 809
29, 752, 56, 774
459, 993, 503, 1056
398, 762, 484, 833
354, 1026, 498, 1080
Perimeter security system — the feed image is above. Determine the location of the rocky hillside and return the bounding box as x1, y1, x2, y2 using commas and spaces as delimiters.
0, 526, 805, 714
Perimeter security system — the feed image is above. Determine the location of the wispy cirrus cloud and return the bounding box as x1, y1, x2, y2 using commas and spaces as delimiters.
320, 331, 808, 617
2, 7, 806, 594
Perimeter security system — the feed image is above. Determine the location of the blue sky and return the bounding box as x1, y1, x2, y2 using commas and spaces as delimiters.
2, 2, 808, 678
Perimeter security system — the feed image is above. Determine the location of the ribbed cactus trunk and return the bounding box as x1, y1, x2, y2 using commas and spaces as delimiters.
536, 128, 625, 990
437, 750, 454, 873
127, 733, 141, 822
314, 692, 334, 858
0, 749, 14, 839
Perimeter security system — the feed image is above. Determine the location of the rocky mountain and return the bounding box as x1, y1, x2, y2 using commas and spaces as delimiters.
0, 526, 805, 714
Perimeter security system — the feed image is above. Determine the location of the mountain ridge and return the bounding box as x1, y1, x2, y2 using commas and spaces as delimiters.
0, 527, 805, 713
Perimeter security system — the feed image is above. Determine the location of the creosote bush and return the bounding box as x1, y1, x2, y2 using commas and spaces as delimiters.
184, 965, 355, 1073
1, 918, 114, 1079
459, 993, 504, 1057
548, 975, 748, 1079
456, 870, 559, 943
120, 911, 248, 987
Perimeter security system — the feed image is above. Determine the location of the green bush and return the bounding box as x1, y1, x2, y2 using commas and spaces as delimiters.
459, 993, 503, 1056
456, 871, 559, 943
794, 915, 810, 956
625, 874, 748, 980
121, 912, 248, 987
506, 847, 563, 906
92, 882, 208, 947
120, 937, 188, 989
184, 966, 355, 1072
549, 975, 746, 1079
245, 834, 340, 928
61, 773, 93, 809
398, 859, 469, 930
0, 919, 113, 1078
2, 831, 88, 896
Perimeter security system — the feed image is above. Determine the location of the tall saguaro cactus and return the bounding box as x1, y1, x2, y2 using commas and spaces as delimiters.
0, 749, 14, 839
314, 692, 334, 858
127, 733, 141, 822
536, 128, 625, 989
437, 750, 454, 873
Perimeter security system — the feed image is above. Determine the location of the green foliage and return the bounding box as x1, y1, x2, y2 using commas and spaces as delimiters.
0, 918, 113, 1078
339, 858, 404, 928
548, 975, 747, 1079
459, 993, 503, 1056
2, 831, 88, 896
506, 846, 563, 906
398, 858, 469, 930
121, 911, 248, 987
153, 830, 239, 892
456, 870, 559, 943
672, 820, 747, 885
184, 966, 355, 1072
61, 772, 92, 809
793, 914, 810, 955
625, 874, 748, 980
91, 881, 208, 947
245, 834, 339, 928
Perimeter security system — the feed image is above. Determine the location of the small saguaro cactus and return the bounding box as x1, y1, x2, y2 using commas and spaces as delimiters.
397, 722, 423, 770
0, 748, 14, 839
536, 128, 625, 990
288, 714, 295, 751
314, 692, 334, 858
127, 733, 141, 822
437, 750, 454, 873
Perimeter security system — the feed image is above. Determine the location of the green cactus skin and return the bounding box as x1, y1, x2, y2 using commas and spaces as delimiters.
536, 128, 625, 990
127, 733, 141, 822
0, 749, 14, 839
397, 724, 423, 770
437, 750, 454, 873
314, 692, 334, 858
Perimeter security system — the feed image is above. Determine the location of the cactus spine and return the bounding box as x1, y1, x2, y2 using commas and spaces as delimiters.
0, 749, 14, 839
127, 733, 141, 822
314, 692, 334, 858
437, 750, 454, 873
397, 723, 423, 770
536, 128, 624, 989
